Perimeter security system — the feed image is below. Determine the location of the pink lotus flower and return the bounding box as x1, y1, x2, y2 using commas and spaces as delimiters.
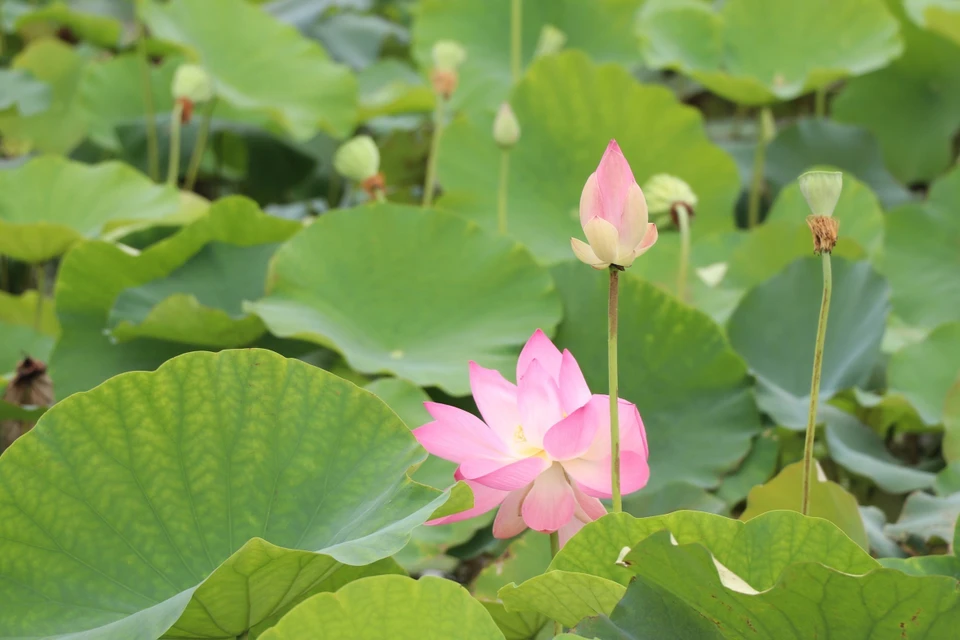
571, 140, 659, 269
413, 330, 649, 545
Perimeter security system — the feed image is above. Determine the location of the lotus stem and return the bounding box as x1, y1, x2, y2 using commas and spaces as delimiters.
33, 263, 44, 331
801, 252, 832, 515
136, 23, 159, 182
608, 266, 622, 513
511, 0, 522, 82
550, 530, 561, 635
0, 256, 8, 292
746, 108, 770, 229
814, 88, 826, 119
423, 98, 445, 207
167, 101, 183, 186
676, 203, 691, 302
184, 98, 217, 192
497, 149, 510, 234
374, 188, 387, 204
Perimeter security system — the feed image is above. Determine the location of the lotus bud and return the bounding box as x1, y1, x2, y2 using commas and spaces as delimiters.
799, 170, 842, 254
430, 40, 466, 100
571, 140, 659, 270
172, 63, 213, 124
534, 25, 567, 58
643, 173, 697, 227
493, 103, 520, 149
431, 40, 467, 72
334, 135, 384, 199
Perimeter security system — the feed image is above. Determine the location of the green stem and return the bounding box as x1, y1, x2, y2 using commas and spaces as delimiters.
676, 203, 691, 302
136, 23, 159, 182
801, 252, 832, 516
510, 0, 522, 82
423, 98, 445, 207
608, 266, 622, 513
550, 530, 561, 635
746, 108, 769, 228
184, 98, 217, 192
167, 102, 183, 186
374, 188, 387, 204
814, 87, 826, 119
33, 263, 44, 332
0, 256, 8, 292
497, 149, 510, 234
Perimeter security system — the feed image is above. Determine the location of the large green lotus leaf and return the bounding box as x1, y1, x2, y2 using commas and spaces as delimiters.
412, 0, 644, 120
0, 68, 51, 115
0, 38, 89, 154
638, 0, 902, 105
15, 0, 127, 47
140, 0, 357, 140
714, 430, 780, 507
551, 262, 761, 492
106, 241, 288, 348
886, 492, 960, 544
906, 0, 960, 44
576, 574, 725, 640
499, 510, 878, 627
888, 323, 960, 426
879, 166, 960, 331
727, 258, 889, 429
833, 0, 960, 183
740, 461, 869, 550
0, 155, 181, 263
825, 411, 936, 493
246, 204, 561, 395
364, 377, 485, 572
0, 290, 58, 376
437, 52, 740, 263
765, 118, 913, 210
624, 482, 726, 519
49, 197, 295, 397
0, 349, 458, 639
612, 529, 960, 639
260, 575, 505, 639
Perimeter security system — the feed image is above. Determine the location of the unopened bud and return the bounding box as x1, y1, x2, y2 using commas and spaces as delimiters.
534, 25, 567, 58
334, 135, 380, 183
493, 103, 520, 149
432, 40, 467, 72
643, 174, 697, 226
798, 170, 842, 217
172, 63, 213, 104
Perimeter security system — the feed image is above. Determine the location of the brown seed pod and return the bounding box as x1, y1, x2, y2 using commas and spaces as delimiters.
1, 357, 54, 452
806, 215, 840, 255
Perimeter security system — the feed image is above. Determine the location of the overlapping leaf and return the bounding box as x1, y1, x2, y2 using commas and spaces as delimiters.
140, 0, 357, 140
0, 156, 182, 263
246, 204, 562, 395
638, 0, 902, 104
0, 349, 458, 639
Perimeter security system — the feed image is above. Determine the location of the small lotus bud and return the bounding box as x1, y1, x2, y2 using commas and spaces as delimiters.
172, 63, 213, 104
493, 103, 520, 149
760, 107, 776, 144
534, 25, 567, 58
334, 135, 381, 183
798, 171, 842, 217
431, 40, 467, 72
643, 173, 697, 227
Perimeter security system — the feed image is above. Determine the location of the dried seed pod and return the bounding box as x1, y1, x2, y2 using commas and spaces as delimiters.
806, 215, 840, 254
1, 357, 54, 452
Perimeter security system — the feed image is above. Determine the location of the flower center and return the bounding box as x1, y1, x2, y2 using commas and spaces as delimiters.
512, 424, 548, 459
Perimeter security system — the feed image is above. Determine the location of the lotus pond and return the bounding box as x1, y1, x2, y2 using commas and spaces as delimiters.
1, 0, 960, 638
